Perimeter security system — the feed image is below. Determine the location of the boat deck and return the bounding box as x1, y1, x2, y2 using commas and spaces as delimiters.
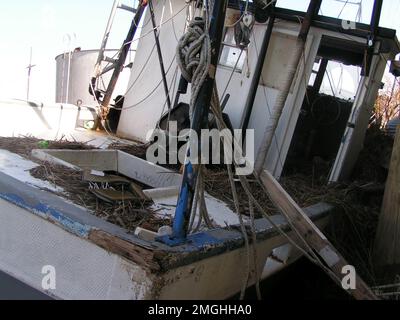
0, 99, 333, 299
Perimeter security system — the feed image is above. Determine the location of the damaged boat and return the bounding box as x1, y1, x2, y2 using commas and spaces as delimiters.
0, 0, 398, 299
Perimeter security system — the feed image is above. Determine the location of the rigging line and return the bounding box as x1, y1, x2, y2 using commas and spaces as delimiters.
248, 198, 262, 300
107, 3, 181, 107
139, 0, 168, 35
190, 4, 252, 293
337, 0, 350, 19
100, 75, 107, 92
220, 49, 244, 101
240, 177, 346, 289
228, 165, 250, 300
210, 86, 344, 287
334, 0, 363, 21
110, 1, 189, 101
102, 117, 115, 137
225, 0, 248, 28
108, 52, 177, 111
202, 24, 365, 295
114, 4, 190, 56
116, 1, 177, 103
225, 0, 278, 28
248, 39, 351, 275
116, 43, 157, 104
239, 175, 346, 287
158, 0, 168, 29
320, 7, 362, 42
293, 9, 368, 37
209, 87, 252, 300
169, 0, 182, 42
98, 50, 123, 77
123, 0, 162, 33
149, 0, 172, 110
325, 65, 338, 98
211, 87, 344, 288
88, 80, 116, 139
157, 65, 179, 128
338, 64, 344, 94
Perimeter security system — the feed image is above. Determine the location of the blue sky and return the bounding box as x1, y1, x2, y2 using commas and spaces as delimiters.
0, 0, 398, 102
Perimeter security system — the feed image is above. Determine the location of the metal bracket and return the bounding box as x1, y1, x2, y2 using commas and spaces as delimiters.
104, 56, 118, 64
100, 63, 117, 76
118, 4, 137, 14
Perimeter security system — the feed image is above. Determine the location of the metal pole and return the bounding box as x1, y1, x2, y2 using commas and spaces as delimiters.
240, 3, 276, 133
26, 47, 36, 101
370, 0, 383, 41
312, 57, 328, 93
149, 0, 172, 110
93, 0, 120, 80
100, 0, 147, 119
161, 0, 229, 245
363, 0, 383, 76
66, 51, 72, 104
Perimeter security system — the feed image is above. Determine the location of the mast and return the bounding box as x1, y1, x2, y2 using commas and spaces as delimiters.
363, 0, 383, 76
93, 0, 147, 120
26, 47, 36, 101
160, 1, 229, 245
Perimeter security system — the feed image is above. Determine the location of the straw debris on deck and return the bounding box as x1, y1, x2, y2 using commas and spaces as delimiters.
0, 129, 391, 286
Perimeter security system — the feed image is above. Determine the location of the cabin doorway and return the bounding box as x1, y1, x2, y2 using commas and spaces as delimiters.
282, 35, 365, 181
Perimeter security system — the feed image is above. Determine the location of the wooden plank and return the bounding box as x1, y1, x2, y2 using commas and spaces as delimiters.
329, 52, 388, 182
374, 125, 400, 271
89, 230, 160, 272
259, 169, 377, 300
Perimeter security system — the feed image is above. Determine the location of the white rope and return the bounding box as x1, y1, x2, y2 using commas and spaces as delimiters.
209, 82, 348, 297
174, 2, 369, 299
174, 2, 336, 299
175, 9, 254, 296
210, 84, 252, 300
176, 8, 214, 234
249, 198, 262, 300
176, 17, 211, 119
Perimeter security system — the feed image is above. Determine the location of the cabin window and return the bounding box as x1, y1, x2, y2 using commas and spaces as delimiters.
219, 27, 246, 72
319, 62, 361, 101
283, 35, 365, 180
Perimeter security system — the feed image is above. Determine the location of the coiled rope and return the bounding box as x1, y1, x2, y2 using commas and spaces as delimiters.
176, 6, 254, 299
176, 9, 214, 232
176, 18, 211, 119
175, 4, 357, 299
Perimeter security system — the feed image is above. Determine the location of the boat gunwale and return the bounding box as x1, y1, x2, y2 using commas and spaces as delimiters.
0, 171, 333, 272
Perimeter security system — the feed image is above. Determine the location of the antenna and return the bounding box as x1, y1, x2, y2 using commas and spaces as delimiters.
26, 47, 36, 101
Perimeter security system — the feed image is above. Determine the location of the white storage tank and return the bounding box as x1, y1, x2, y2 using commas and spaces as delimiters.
55, 49, 134, 107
